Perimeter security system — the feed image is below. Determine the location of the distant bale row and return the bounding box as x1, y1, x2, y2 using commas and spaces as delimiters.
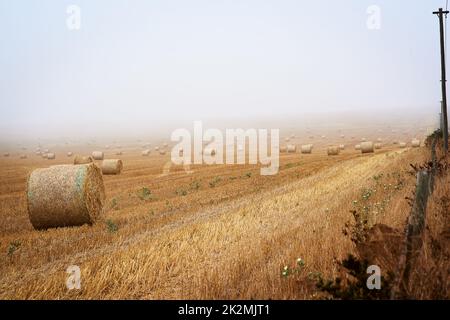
101, 159, 123, 175
327, 146, 340, 156
74, 155, 93, 164
301, 144, 313, 154
92, 151, 104, 160
411, 139, 421, 148
361, 141, 374, 153
286, 144, 296, 153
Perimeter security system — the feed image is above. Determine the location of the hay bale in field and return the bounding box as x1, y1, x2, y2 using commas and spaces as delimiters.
339, 144, 345, 150
377, 138, 382, 142
287, 144, 297, 153
285, 137, 290, 142
20, 154, 27, 159
42, 153, 48, 159
101, 159, 123, 175
355, 144, 361, 150
374, 143, 382, 150
327, 146, 340, 156
26, 163, 105, 229
4, 152, 10, 157
392, 141, 398, 145
159, 150, 166, 155
74, 155, 93, 164
360, 141, 374, 153
163, 143, 168, 148
35, 151, 41, 156
340, 134, 345, 139
47, 153, 56, 160
411, 139, 421, 148
44, 149, 49, 153
399, 142, 407, 148
92, 151, 104, 160
301, 144, 313, 154
155, 146, 159, 151
67, 152, 73, 157
142, 149, 150, 156
361, 137, 367, 142
280, 146, 287, 153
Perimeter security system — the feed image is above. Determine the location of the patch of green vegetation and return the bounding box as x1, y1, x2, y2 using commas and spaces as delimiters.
137, 187, 154, 201
105, 219, 118, 233
7, 240, 21, 257
175, 188, 188, 196
281, 258, 305, 278
190, 180, 201, 190
209, 176, 222, 188
110, 197, 119, 210
244, 172, 252, 178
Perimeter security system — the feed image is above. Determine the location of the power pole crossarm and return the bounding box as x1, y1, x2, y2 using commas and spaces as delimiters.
433, 8, 449, 153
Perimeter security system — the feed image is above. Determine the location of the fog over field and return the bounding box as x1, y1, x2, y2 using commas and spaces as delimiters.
0, 0, 445, 143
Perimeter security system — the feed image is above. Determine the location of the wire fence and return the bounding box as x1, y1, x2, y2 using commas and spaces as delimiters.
390, 135, 439, 299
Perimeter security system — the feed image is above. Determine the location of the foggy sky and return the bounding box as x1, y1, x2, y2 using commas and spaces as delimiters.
0, 0, 446, 141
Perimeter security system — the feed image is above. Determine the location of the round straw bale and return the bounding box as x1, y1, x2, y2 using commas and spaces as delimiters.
339, 144, 345, 150
44, 149, 49, 153
159, 150, 166, 155
67, 152, 73, 157
4, 152, 10, 157
280, 146, 287, 153
376, 138, 382, 142
360, 141, 374, 153
155, 146, 159, 151
27, 164, 105, 229
42, 153, 48, 159
399, 142, 407, 148
163, 143, 168, 147
374, 143, 382, 150
20, 154, 27, 159
35, 151, 41, 156
101, 159, 123, 175
355, 144, 361, 150
287, 144, 297, 153
285, 137, 290, 142
47, 153, 56, 160
92, 151, 104, 160
142, 149, 150, 156
301, 144, 313, 154
411, 139, 421, 148
74, 155, 93, 164
327, 146, 340, 156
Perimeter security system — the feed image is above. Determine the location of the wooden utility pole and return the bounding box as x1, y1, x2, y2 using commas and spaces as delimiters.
433, 8, 449, 153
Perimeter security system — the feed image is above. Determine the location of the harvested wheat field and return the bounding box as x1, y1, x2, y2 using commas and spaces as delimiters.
0, 134, 442, 300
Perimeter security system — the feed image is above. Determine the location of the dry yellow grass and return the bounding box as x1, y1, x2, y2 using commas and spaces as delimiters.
0, 141, 429, 299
